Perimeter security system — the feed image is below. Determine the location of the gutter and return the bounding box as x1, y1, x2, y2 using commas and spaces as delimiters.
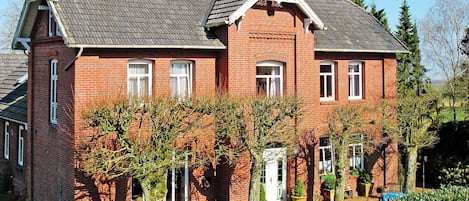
64, 47, 83, 71
67, 44, 226, 50
315, 48, 410, 54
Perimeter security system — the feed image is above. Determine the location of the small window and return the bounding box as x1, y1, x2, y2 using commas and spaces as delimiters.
349, 134, 364, 170
4, 122, 9, 160
256, 61, 283, 97
320, 62, 335, 101
319, 137, 334, 174
48, 6, 61, 37
170, 61, 192, 100
50, 59, 58, 124
348, 62, 363, 99
128, 60, 152, 100
18, 126, 24, 166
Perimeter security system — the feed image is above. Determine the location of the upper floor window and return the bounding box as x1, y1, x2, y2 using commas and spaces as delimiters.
128, 60, 152, 100
349, 134, 364, 170
4, 122, 9, 160
320, 62, 335, 101
348, 62, 363, 99
256, 61, 283, 97
170, 61, 192, 100
48, 7, 61, 37
18, 126, 24, 166
50, 59, 58, 124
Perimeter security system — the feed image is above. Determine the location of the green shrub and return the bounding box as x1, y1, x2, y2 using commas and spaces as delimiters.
321, 174, 336, 190
438, 162, 469, 186
260, 184, 266, 201
358, 169, 373, 184
294, 179, 305, 197
394, 186, 469, 201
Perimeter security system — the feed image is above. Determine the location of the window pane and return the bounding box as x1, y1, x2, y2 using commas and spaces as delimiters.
354, 75, 360, 96
128, 77, 138, 97
129, 64, 149, 74
180, 77, 188, 98
320, 65, 331, 73
170, 77, 178, 97
270, 78, 281, 97
320, 76, 325, 97
326, 76, 333, 97
139, 77, 149, 97
257, 78, 267, 96
349, 64, 359, 72
171, 63, 188, 74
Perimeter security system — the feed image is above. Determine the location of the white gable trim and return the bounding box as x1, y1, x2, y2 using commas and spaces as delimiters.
227, 0, 324, 30
47, 0, 69, 42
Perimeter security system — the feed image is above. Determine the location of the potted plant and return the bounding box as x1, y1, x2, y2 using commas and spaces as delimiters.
350, 168, 360, 178
291, 179, 307, 201
358, 169, 373, 197
321, 174, 336, 201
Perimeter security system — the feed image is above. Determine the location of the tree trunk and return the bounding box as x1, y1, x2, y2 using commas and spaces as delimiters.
249, 157, 263, 201
334, 141, 348, 201
140, 171, 168, 201
403, 147, 418, 193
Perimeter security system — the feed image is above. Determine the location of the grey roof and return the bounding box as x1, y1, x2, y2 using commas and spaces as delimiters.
53, 0, 225, 49
206, 0, 247, 27
309, 0, 407, 53
0, 54, 28, 124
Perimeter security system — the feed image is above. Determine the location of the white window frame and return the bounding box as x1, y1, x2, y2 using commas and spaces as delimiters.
48, 8, 53, 37
50, 59, 58, 124
128, 60, 153, 99
170, 61, 193, 100
4, 122, 9, 160
320, 62, 335, 101
348, 62, 363, 100
256, 61, 283, 97
18, 126, 24, 166
319, 137, 334, 174
349, 134, 364, 170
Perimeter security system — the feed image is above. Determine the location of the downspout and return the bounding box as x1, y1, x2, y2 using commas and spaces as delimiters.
382, 55, 387, 188
64, 47, 83, 71
28, 44, 34, 201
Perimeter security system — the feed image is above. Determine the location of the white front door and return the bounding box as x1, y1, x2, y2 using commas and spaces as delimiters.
263, 148, 287, 201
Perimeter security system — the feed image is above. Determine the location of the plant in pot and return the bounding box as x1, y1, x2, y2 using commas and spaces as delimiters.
291, 179, 307, 201
350, 168, 360, 178
321, 174, 336, 201
358, 169, 373, 197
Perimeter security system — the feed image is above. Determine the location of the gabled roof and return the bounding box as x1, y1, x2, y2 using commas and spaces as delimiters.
205, 0, 324, 29
310, 0, 408, 53
13, 0, 406, 53
0, 54, 28, 124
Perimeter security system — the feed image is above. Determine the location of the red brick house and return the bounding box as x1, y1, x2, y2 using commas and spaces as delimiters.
0, 54, 28, 197
12, 0, 406, 200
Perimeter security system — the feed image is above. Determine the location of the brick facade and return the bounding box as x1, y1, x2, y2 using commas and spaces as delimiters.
23, 2, 399, 201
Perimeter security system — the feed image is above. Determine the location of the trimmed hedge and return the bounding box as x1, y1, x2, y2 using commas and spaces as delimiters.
394, 186, 469, 201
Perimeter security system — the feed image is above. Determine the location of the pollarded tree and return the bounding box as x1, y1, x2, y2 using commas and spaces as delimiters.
327, 104, 366, 201
81, 97, 211, 201
398, 94, 439, 193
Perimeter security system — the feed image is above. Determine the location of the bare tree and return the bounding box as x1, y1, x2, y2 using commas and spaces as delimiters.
420, 0, 469, 121
0, 0, 22, 53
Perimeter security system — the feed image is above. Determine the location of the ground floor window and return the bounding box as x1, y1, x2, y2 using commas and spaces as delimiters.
349, 134, 364, 170
319, 137, 334, 174
320, 135, 364, 174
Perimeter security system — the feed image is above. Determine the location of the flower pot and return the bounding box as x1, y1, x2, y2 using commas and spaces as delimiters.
291, 195, 307, 201
358, 183, 372, 197
323, 189, 335, 201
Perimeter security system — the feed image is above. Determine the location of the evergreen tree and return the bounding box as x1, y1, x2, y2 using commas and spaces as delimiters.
370, 3, 390, 32
395, 0, 426, 97
351, 0, 367, 9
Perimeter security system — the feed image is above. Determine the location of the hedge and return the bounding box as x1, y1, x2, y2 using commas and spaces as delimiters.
394, 186, 469, 201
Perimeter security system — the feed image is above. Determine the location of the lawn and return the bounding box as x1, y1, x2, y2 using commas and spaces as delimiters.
439, 107, 467, 123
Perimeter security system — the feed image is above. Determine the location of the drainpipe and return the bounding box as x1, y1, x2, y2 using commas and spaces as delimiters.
64, 47, 83, 71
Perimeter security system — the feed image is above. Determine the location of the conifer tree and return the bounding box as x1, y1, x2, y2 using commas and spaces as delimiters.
351, 0, 367, 10
370, 3, 390, 32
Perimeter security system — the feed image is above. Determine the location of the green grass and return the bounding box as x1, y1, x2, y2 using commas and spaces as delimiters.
439, 107, 467, 123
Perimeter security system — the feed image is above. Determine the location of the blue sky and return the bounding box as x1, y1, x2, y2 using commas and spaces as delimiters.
365, 0, 436, 32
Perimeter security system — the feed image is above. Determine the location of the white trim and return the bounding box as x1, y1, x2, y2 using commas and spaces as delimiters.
50, 59, 58, 125
18, 125, 24, 166
4, 121, 9, 160
67, 44, 226, 50
319, 61, 335, 101
128, 60, 153, 99
348, 61, 363, 100
0, 117, 27, 127
256, 61, 284, 97
47, 1, 67, 39
262, 147, 287, 201
227, 0, 324, 29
